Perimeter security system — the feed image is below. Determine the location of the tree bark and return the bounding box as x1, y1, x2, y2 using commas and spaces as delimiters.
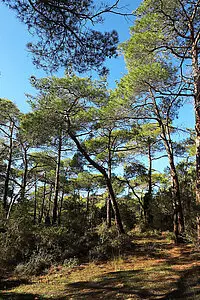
86, 190, 90, 214
52, 134, 62, 224
3, 121, 14, 212
58, 189, 64, 225
20, 145, 28, 201
34, 174, 37, 225
144, 139, 153, 227
164, 140, 185, 242
193, 44, 200, 242
39, 173, 46, 224
107, 194, 112, 228
107, 136, 112, 228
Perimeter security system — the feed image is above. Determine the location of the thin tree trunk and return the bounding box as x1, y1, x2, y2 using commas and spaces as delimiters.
20, 146, 28, 201
107, 194, 112, 228
52, 134, 62, 225
3, 121, 14, 212
165, 143, 185, 242
6, 188, 17, 219
151, 89, 185, 242
58, 189, 64, 225
107, 139, 112, 228
48, 184, 53, 211
34, 175, 37, 225
39, 173, 46, 224
86, 190, 90, 214
144, 139, 153, 227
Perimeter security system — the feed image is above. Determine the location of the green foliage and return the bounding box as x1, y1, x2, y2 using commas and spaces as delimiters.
14, 250, 53, 276
0, 213, 35, 269
89, 223, 133, 260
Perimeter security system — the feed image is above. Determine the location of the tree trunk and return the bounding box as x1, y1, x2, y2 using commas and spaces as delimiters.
152, 91, 185, 242
86, 190, 90, 214
20, 146, 28, 201
67, 126, 125, 234
48, 184, 53, 211
52, 134, 62, 225
107, 194, 112, 228
58, 189, 64, 225
144, 139, 153, 227
107, 144, 112, 228
34, 175, 37, 225
39, 173, 46, 224
166, 147, 185, 242
6, 190, 17, 219
192, 43, 200, 242
3, 121, 14, 212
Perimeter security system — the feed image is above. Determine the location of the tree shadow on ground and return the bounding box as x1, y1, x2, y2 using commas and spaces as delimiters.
1, 235, 200, 299
0, 278, 38, 300
66, 269, 157, 299
162, 265, 200, 300
0, 292, 43, 299
64, 265, 200, 299
63, 233, 200, 300
0, 279, 30, 291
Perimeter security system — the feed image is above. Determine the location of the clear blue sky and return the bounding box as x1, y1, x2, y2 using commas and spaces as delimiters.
0, 0, 195, 137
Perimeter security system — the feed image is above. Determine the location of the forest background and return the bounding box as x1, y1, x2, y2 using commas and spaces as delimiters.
0, 0, 199, 278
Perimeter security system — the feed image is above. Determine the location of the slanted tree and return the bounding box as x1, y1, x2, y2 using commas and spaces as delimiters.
29, 75, 125, 233
84, 120, 132, 227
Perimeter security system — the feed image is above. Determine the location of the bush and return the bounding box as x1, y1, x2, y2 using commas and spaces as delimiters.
89, 222, 133, 260
63, 257, 79, 268
14, 250, 53, 276
0, 215, 35, 270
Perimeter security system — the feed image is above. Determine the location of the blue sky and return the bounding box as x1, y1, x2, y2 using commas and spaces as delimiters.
0, 0, 140, 112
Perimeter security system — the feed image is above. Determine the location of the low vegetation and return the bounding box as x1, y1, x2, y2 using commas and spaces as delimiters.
1, 232, 200, 299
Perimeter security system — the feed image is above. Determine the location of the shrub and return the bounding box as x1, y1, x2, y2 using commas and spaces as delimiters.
89, 222, 133, 260
0, 215, 35, 270
14, 250, 53, 276
63, 257, 79, 268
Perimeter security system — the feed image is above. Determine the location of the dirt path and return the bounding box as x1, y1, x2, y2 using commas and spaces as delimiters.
1, 233, 200, 299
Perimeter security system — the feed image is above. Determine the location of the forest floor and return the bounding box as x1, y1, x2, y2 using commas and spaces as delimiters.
1, 232, 200, 299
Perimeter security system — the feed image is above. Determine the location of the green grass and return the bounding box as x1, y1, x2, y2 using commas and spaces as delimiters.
1, 232, 200, 299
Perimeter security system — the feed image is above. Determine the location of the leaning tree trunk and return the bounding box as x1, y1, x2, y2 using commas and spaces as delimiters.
67, 126, 125, 234
52, 134, 62, 225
